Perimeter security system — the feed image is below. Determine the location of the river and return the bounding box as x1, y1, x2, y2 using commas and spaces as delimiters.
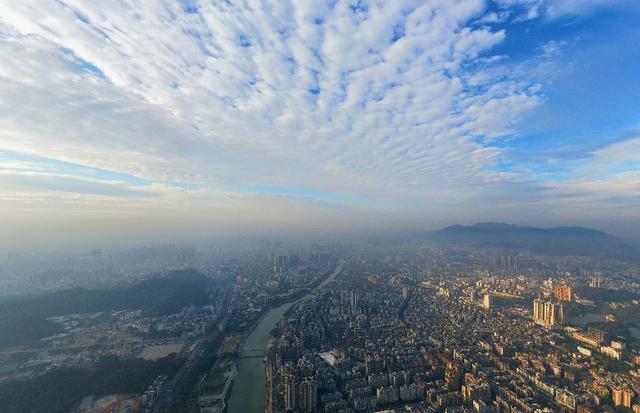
226, 263, 343, 413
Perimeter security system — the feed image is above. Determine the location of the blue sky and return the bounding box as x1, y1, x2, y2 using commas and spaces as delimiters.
494, 2, 640, 156
0, 0, 639, 247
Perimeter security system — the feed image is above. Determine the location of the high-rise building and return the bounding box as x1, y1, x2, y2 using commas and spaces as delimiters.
589, 277, 603, 288
533, 299, 544, 324
273, 254, 289, 274
544, 301, 556, 326
284, 374, 297, 412
496, 255, 519, 271
376, 386, 399, 404
299, 379, 318, 412
483, 294, 492, 310
612, 388, 622, 406
534, 299, 563, 327
350, 291, 358, 313
612, 387, 632, 408
555, 285, 573, 302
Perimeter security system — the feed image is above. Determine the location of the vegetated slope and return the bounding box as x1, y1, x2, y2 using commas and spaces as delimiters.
0, 269, 216, 349
0, 355, 182, 413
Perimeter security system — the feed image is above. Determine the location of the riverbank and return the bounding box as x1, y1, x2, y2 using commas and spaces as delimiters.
226, 262, 344, 413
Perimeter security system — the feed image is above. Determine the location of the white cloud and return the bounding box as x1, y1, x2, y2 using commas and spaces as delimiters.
545, 0, 616, 17
539, 138, 640, 219
0, 0, 544, 203
1, 0, 632, 244
495, 0, 617, 19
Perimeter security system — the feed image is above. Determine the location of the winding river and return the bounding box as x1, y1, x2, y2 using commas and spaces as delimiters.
226, 263, 343, 413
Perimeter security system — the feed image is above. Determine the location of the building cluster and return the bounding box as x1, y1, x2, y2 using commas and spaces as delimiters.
265, 264, 640, 413
2, 244, 640, 413
142, 375, 168, 411
532, 299, 565, 327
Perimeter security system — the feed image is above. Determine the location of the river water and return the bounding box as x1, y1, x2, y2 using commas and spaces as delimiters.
226, 263, 343, 413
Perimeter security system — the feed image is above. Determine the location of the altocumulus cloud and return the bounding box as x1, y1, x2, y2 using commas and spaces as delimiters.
0, 0, 636, 237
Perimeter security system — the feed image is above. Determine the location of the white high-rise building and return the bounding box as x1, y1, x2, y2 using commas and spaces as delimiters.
533, 299, 544, 324
544, 301, 557, 326
284, 375, 296, 412
483, 294, 492, 310
533, 299, 564, 327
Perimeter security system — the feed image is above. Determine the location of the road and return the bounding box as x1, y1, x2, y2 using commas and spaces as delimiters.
151, 331, 220, 412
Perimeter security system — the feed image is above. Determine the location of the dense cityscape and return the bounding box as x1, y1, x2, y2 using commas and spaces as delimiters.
266, 252, 640, 413
1, 234, 640, 413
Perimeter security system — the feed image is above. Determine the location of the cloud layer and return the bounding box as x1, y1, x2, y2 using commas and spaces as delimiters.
0, 0, 638, 246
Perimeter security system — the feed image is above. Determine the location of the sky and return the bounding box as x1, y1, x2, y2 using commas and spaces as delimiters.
0, 0, 639, 250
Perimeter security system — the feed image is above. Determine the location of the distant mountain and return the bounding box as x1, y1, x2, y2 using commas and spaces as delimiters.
430, 223, 638, 261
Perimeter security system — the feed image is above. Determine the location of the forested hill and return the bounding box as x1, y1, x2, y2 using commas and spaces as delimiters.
0, 269, 217, 349
0, 355, 183, 413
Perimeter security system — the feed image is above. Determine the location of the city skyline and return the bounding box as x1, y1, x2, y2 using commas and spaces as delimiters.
1, 0, 640, 250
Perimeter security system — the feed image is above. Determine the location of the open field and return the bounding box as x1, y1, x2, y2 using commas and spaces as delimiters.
139, 343, 183, 361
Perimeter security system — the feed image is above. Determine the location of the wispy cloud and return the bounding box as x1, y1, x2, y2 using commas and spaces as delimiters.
538, 137, 640, 219
495, 0, 619, 20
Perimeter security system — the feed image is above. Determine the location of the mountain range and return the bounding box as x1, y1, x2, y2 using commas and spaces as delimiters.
426, 223, 638, 261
